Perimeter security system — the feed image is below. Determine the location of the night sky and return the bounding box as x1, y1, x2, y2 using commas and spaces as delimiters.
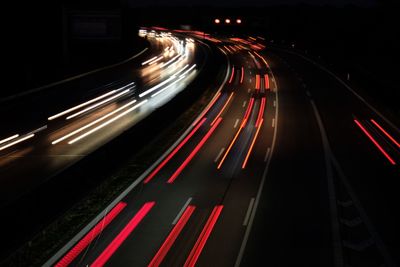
127, 0, 378, 7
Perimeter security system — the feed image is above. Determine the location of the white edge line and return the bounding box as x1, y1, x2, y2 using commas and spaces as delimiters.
43, 40, 231, 267
242, 198, 255, 226
263, 147, 271, 162
172, 197, 193, 225
233, 119, 240, 129
214, 147, 225, 163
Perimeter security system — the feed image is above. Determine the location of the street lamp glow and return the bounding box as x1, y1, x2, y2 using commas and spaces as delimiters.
225, 18, 231, 24
214, 18, 220, 24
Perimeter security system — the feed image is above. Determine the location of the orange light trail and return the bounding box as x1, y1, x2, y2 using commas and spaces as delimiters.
228, 66, 235, 83
255, 97, 266, 127
255, 74, 260, 90
242, 118, 263, 169
218, 98, 254, 169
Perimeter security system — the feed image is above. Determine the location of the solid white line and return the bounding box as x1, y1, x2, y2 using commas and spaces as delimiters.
243, 198, 255, 226
214, 147, 225, 162
234, 119, 240, 128
0, 134, 19, 145
172, 197, 193, 225
242, 101, 247, 107
29, 125, 48, 135
309, 98, 345, 267
264, 147, 271, 162
306, 90, 311, 97
0, 134, 35, 151
235, 53, 279, 267
272, 118, 275, 127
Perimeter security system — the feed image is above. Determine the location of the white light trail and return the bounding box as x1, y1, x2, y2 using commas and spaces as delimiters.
151, 75, 186, 98
48, 90, 118, 121
141, 56, 158, 65
0, 134, 35, 151
179, 64, 196, 78
68, 100, 148, 144
149, 56, 164, 65
66, 89, 131, 120
160, 54, 180, 68
139, 76, 176, 98
52, 99, 137, 145
0, 134, 19, 145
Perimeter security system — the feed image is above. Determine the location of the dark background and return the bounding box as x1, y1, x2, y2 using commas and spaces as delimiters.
3, 0, 400, 119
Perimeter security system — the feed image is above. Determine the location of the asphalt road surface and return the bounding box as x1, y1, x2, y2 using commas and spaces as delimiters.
6, 31, 400, 267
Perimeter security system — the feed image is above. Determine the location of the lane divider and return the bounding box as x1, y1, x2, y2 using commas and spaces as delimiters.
91, 202, 155, 267
184, 205, 223, 267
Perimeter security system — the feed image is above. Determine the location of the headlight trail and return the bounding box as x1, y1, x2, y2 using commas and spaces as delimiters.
0, 134, 19, 145
0, 134, 35, 151
66, 89, 132, 120
47, 82, 134, 121
68, 100, 148, 144
51, 99, 137, 145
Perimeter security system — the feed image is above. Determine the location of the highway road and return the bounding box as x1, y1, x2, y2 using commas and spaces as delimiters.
44, 34, 280, 267
0, 30, 202, 207
5, 30, 400, 267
